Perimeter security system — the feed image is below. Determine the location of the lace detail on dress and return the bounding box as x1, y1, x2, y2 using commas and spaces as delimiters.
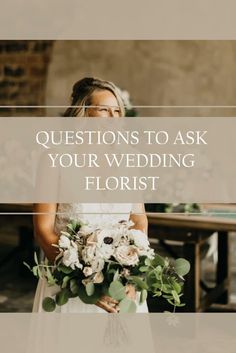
54, 203, 133, 235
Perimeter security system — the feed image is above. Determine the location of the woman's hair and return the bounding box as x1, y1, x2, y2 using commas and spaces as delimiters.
64, 77, 125, 117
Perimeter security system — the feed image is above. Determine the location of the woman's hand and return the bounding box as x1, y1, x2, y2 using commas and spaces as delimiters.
125, 283, 136, 301
96, 295, 119, 313
96, 284, 136, 313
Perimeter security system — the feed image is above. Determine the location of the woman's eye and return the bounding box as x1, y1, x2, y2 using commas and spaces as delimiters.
99, 108, 108, 112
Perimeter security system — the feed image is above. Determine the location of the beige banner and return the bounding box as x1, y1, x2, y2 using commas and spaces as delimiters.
0, 313, 236, 353
0, 116, 235, 203
1, 1, 236, 39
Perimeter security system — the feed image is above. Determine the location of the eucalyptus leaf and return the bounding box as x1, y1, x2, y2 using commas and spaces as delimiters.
70, 279, 79, 295
56, 289, 70, 306
34, 252, 39, 265
139, 266, 149, 272
128, 276, 148, 290
102, 283, 110, 296
171, 290, 180, 304
174, 258, 190, 277
172, 281, 182, 294
86, 282, 95, 296
78, 285, 101, 304
45, 267, 56, 285
42, 297, 56, 312
58, 264, 73, 274
113, 270, 120, 281
140, 289, 148, 304
175, 303, 186, 307
153, 291, 162, 297
119, 298, 137, 313
62, 275, 70, 289
23, 262, 31, 271
167, 298, 176, 306
146, 270, 157, 287
108, 280, 126, 301
151, 254, 165, 267
67, 223, 76, 233
32, 266, 38, 277
162, 284, 172, 294
144, 258, 152, 266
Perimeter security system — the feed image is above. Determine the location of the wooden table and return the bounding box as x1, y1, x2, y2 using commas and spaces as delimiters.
147, 212, 236, 312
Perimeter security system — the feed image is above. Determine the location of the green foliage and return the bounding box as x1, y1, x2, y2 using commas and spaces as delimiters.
56, 289, 70, 306
77, 285, 101, 304
151, 254, 166, 267
24, 218, 191, 313
174, 258, 191, 277
140, 289, 148, 304
108, 280, 126, 301
86, 282, 95, 296
70, 279, 79, 295
42, 297, 56, 312
58, 264, 73, 274
127, 276, 148, 290
119, 298, 137, 313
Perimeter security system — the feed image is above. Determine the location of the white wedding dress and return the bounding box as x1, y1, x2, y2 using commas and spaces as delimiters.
32, 203, 149, 313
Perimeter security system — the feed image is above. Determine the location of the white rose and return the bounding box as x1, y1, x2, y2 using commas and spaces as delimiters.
114, 245, 139, 266
129, 229, 150, 249
58, 235, 71, 249
83, 266, 93, 277
62, 244, 82, 269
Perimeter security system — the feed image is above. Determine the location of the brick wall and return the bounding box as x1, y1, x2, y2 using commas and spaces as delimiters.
0, 41, 53, 116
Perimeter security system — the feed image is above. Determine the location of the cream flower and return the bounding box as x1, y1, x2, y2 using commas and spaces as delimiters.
83, 266, 93, 277
129, 229, 150, 249
58, 235, 70, 249
98, 243, 114, 260
80, 224, 94, 235
96, 229, 113, 246
114, 245, 139, 266
62, 244, 82, 269
82, 244, 97, 263
93, 271, 104, 284
138, 247, 155, 259
91, 257, 105, 272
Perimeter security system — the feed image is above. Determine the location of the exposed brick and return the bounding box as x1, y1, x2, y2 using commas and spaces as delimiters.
0, 40, 53, 116
30, 66, 47, 77
0, 80, 16, 89
4, 41, 29, 53
4, 65, 25, 77
33, 41, 52, 53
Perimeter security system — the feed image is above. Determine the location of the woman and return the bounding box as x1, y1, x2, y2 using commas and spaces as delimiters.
33, 77, 149, 313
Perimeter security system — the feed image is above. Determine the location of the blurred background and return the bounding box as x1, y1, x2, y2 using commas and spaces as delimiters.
0, 40, 236, 312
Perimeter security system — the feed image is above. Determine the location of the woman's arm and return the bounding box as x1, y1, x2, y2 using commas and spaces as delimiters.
33, 203, 59, 263
129, 203, 148, 234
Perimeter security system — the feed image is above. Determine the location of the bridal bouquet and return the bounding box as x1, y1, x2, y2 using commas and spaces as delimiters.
27, 219, 190, 312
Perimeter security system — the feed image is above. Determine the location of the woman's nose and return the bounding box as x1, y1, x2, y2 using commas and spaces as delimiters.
108, 108, 115, 117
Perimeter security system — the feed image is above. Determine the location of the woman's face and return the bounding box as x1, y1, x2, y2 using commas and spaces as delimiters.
86, 89, 121, 118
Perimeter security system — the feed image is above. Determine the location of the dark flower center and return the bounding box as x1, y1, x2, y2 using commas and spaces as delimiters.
103, 237, 113, 244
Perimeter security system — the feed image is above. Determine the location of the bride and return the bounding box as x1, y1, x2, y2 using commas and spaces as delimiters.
32, 77, 149, 313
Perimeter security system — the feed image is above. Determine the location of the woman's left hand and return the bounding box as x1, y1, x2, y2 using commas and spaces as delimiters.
125, 284, 136, 301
